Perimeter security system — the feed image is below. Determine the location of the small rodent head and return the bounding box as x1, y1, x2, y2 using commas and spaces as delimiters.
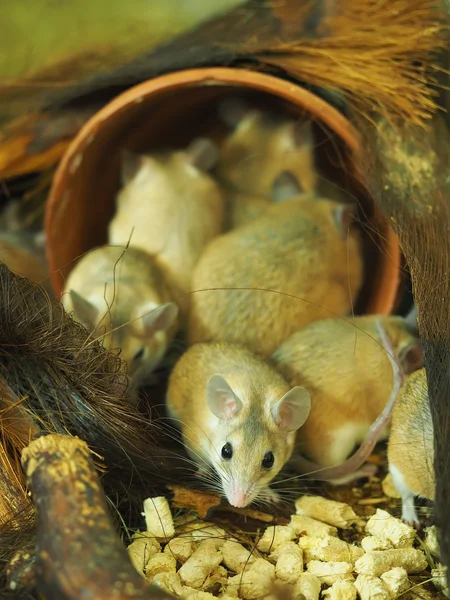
69, 290, 178, 382
120, 137, 219, 194
205, 374, 311, 507
217, 98, 317, 197
118, 301, 179, 382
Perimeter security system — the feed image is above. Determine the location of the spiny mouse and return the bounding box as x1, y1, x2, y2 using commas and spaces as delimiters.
388, 367, 434, 527
166, 340, 311, 508
216, 97, 318, 198
62, 244, 179, 389
189, 172, 363, 357
272, 313, 423, 479
108, 137, 225, 316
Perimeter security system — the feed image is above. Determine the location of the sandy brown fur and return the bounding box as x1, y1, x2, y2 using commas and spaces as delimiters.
216, 110, 317, 197
388, 368, 434, 500
225, 189, 271, 230
272, 315, 420, 467
188, 195, 363, 356
62, 244, 177, 380
108, 149, 225, 314
166, 341, 299, 501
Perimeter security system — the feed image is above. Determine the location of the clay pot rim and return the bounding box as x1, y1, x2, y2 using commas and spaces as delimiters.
46, 66, 400, 312
48, 66, 360, 200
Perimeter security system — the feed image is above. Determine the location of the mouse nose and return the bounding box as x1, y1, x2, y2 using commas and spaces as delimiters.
225, 481, 254, 508
229, 489, 247, 508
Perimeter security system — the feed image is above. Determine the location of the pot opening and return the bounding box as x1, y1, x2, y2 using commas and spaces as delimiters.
46, 75, 401, 313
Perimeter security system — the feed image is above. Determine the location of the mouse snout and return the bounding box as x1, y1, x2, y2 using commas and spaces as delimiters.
224, 479, 255, 508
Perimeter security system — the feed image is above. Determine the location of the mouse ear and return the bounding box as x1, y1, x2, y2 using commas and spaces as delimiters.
272, 386, 311, 432
400, 342, 424, 375
206, 375, 243, 421
69, 290, 99, 331
333, 203, 358, 239
291, 119, 314, 148
218, 97, 250, 129
186, 137, 220, 172
142, 302, 179, 335
121, 149, 145, 186
272, 171, 303, 203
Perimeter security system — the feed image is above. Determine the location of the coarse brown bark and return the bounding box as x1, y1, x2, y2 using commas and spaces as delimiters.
356, 112, 450, 588
21, 433, 175, 600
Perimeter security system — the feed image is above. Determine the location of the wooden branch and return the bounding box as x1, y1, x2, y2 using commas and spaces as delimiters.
21, 434, 175, 600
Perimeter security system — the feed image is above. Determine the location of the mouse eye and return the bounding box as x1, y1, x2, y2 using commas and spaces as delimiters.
262, 451, 274, 469
221, 443, 233, 460
133, 347, 145, 361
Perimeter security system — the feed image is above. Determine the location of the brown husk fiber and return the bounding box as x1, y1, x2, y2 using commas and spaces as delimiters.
251, 0, 447, 125
0, 262, 185, 596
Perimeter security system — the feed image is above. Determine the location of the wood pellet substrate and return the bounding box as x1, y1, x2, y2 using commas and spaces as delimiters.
127, 495, 447, 600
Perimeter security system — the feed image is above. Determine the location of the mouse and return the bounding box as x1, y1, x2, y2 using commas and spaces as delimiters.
215, 97, 318, 198
277, 319, 411, 485
224, 190, 272, 230
165, 340, 311, 508
188, 172, 363, 357
108, 137, 225, 316
62, 244, 179, 388
224, 167, 319, 230
272, 313, 423, 483
387, 367, 434, 527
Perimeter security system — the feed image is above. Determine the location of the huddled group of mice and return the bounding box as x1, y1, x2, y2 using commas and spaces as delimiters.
61, 97, 434, 528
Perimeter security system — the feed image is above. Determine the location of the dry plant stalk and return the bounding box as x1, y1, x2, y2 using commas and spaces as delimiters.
253, 0, 447, 125
21, 433, 175, 600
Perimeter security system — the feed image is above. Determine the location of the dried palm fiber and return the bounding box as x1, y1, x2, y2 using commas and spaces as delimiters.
0, 380, 36, 600
353, 111, 450, 584
0, 379, 35, 523
0, 262, 185, 594
247, 0, 447, 125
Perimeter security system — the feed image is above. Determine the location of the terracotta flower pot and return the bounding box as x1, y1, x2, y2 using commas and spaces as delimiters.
45, 67, 401, 314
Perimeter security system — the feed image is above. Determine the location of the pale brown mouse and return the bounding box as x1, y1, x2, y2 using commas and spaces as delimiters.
224, 168, 316, 230
188, 174, 363, 357
388, 367, 434, 527
272, 314, 423, 482
225, 190, 271, 230
215, 97, 318, 198
62, 244, 179, 388
108, 138, 225, 315
166, 341, 311, 508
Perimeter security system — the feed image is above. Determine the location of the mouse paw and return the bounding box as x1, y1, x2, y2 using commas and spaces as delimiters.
403, 519, 422, 530
401, 506, 421, 530
260, 486, 281, 504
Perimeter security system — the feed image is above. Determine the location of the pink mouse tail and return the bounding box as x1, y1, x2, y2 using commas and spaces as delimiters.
293, 320, 404, 481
